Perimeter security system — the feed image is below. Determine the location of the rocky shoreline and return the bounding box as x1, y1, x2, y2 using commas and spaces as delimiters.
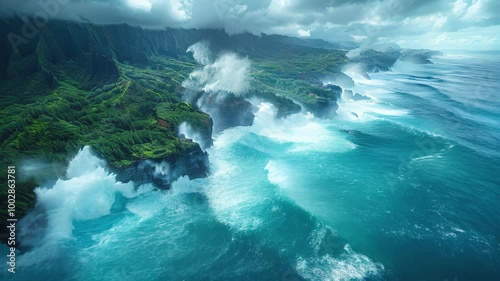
112, 142, 210, 190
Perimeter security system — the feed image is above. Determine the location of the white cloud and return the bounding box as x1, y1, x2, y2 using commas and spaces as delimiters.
127, 0, 153, 11
436, 32, 450, 44
168, 0, 193, 22
395, 25, 500, 50
1, 0, 499, 50
298, 29, 311, 37
462, 0, 488, 21
402, 15, 448, 31
352, 35, 367, 42
229, 4, 248, 15
452, 0, 468, 17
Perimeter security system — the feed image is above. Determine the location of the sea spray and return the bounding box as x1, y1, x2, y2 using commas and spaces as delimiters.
182, 41, 255, 132
16, 146, 152, 265
2, 52, 498, 281
183, 41, 251, 95
7, 100, 384, 281
186, 41, 212, 65
178, 122, 210, 150
252, 103, 356, 153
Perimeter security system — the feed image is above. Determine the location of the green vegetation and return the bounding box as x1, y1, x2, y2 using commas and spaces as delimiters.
250, 50, 347, 112
156, 102, 212, 139
0, 20, 349, 241
0, 26, 213, 235
0, 61, 212, 164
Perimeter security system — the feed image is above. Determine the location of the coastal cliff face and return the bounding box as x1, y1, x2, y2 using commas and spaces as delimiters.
184, 90, 256, 133
0, 19, 213, 240
0, 18, 350, 242
0, 19, 226, 165
112, 142, 209, 189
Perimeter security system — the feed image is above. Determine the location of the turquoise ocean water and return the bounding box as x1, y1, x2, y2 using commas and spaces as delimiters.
1, 52, 499, 281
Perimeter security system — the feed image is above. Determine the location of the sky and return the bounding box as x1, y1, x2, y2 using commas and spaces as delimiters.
1, 0, 499, 50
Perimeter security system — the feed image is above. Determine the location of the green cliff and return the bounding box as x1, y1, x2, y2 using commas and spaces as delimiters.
0, 19, 349, 241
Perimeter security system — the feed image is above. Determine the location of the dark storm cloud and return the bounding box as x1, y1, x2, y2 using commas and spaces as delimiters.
0, 0, 191, 28
1, 0, 499, 49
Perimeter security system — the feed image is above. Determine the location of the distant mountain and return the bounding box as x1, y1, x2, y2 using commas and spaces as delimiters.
0, 18, 350, 78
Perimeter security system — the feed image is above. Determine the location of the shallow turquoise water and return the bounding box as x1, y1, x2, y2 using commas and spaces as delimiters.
1, 54, 499, 281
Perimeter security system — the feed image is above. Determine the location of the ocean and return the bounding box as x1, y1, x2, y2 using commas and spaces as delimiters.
2, 52, 499, 281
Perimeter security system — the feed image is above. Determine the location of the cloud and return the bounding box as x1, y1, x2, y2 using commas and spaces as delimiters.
298, 29, 311, 37
0, 0, 192, 28
181, 41, 255, 132
127, 0, 153, 12
1, 0, 499, 50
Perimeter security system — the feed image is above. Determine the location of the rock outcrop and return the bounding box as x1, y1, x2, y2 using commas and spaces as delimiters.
112, 143, 209, 189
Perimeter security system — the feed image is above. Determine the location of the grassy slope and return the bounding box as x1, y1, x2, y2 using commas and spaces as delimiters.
250, 50, 347, 113
0, 20, 349, 238
0, 52, 210, 231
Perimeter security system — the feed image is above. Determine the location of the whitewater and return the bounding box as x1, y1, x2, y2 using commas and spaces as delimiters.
1, 52, 499, 281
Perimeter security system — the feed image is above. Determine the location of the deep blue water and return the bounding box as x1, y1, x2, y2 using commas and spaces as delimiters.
1, 53, 499, 281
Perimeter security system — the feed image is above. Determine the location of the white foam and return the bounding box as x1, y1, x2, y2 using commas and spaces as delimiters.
331, 65, 412, 124
21, 146, 153, 265
337, 99, 408, 122
342, 63, 388, 87
194, 129, 278, 232
66, 146, 106, 178
179, 121, 209, 150
265, 160, 294, 190
252, 103, 356, 153
411, 154, 444, 162
126, 190, 168, 221
202, 153, 264, 231
390, 60, 428, 73
295, 245, 384, 281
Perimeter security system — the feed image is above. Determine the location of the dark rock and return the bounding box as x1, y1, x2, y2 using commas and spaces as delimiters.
351, 49, 401, 72
400, 49, 442, 64
186, 90, 256, 133
112, 144, 209, 189
84, 51, 120, 88
244, 90, 301, 118
43, 71, 60, 89
304, 84, 342, 118
343, 89, 370, 101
